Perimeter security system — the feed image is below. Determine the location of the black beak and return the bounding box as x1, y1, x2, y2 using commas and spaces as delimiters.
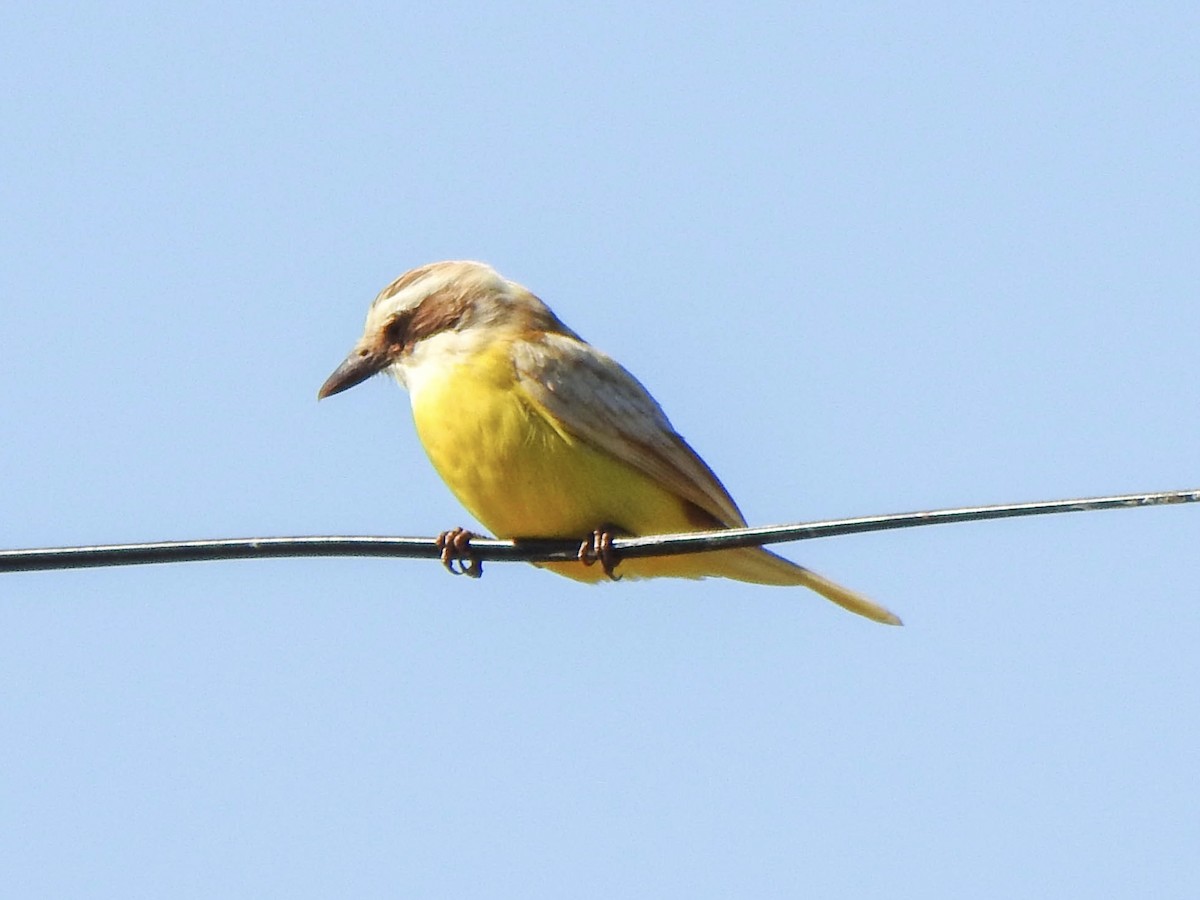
318, 347, 389, 399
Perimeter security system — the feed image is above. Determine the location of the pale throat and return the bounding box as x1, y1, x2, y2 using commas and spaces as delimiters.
392, 326, 508, 400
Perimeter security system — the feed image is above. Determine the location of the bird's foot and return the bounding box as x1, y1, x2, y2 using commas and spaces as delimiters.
579, 526, 621, 581
435, 527, 482, 578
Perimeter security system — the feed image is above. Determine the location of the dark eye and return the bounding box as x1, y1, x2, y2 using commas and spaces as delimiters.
383, 312, 411, 350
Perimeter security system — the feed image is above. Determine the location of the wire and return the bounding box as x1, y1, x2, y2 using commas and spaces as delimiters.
2, 488, 1196, 574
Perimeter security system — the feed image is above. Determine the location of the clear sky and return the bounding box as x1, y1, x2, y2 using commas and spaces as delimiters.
3, 3, 1198, 897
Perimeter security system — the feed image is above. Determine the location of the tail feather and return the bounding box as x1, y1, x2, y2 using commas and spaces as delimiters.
540, 544, 903, 626
791, 564, 902, 626
719, 547, 903, 626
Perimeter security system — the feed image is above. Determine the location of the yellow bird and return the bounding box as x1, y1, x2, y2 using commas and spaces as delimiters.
319, 260, 901, 625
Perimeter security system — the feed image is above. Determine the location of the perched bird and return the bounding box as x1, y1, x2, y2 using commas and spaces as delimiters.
319, 260, 901, 625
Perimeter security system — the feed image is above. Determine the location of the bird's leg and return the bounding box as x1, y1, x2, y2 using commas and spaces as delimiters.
435, 527, 482, 578
579, 526, 621, 581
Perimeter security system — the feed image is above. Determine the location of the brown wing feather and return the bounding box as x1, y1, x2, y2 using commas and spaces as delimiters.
511, 332, 747, 527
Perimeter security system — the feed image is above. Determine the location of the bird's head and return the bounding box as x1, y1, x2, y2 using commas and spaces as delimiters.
318, 260, 572, 399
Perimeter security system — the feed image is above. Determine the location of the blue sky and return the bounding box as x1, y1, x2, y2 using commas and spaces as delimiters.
3, 3, 1198, 897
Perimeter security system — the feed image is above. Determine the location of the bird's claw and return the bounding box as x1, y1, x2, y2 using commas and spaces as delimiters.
579, 526, 621, 581
436, 527, 482, 578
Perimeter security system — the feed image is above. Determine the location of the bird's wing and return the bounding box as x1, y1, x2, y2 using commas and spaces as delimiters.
512, 331, 747, 527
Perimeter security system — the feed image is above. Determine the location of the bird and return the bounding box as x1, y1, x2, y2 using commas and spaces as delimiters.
318, 260, 901, 625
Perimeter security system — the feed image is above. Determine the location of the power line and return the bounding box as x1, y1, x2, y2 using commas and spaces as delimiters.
2, 488, 1196, 574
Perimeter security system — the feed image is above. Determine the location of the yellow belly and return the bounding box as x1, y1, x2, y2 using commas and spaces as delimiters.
402, 337, 908, 629
408, 341, 718, 582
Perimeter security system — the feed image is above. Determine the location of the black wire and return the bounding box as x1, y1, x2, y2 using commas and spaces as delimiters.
2, 489, 1196, 574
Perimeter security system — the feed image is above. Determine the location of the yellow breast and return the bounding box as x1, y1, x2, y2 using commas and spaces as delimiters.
404, 333, 850, 593
407, 336, 703, 566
